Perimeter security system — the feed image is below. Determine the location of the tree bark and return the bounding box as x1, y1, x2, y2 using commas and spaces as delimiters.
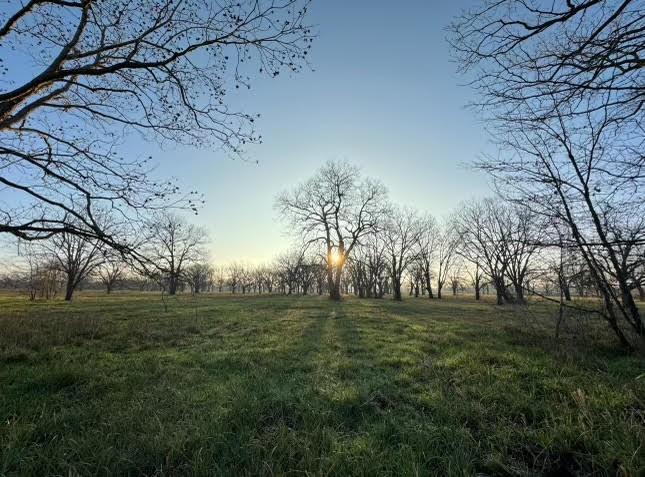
64, 278, 75, 301
168, 275, 178, 295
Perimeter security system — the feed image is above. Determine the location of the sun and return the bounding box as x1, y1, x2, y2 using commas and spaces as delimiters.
329, 249, 342, 266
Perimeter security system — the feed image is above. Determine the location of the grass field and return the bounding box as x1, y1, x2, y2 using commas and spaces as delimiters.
1, 293, 643, 476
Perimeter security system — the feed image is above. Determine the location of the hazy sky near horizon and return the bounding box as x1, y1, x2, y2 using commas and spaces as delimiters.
4, 0, 495, 265
152, 0, 493, 264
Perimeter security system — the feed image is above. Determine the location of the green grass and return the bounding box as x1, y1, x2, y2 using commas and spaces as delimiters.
0, 293, 643, 476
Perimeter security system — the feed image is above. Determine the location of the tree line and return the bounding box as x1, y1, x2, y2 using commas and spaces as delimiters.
2, 155, 643, 350
1, 0, 642, 350
276, 160, 644, 350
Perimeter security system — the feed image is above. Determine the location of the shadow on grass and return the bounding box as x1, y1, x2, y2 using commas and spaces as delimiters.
1, 294, 643, 476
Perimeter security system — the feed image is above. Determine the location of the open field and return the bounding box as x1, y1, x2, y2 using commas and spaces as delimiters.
1, 293, 643, 476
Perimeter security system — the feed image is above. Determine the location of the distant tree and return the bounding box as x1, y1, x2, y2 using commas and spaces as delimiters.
364, 232, 388, 298
186, 262, 214, 295
261, 266, 279, 294
435, 222, 458, 300
454, 200, 513, 305
415, 214, 439, 299
275, 251, 303, 295
408, 260, 424, 297
44, 231, 104, 300
240, 265, 255, 294
1, 0, 314, 248
227, 263, 243, 294
454, 200, 543, 304
276, 161, 388, 300
214, 266, 227, 293
346, 230, 387, 299
465, 263, 484, 301
19, 245, 64, 300
252, 267, 266, 294
449, 262, 463, 297
383, 207, 422, 301
506, 207, 544, 302
143, 213, 208, 295
98, 253, 126, 294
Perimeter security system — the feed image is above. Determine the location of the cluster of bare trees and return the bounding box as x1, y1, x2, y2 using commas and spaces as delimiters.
2, 212, 212, 300
0, 0, 318, 298
275, 161, 537, 304
221, 253, 326, 296
449, 0, 644, 349
276, 159, 645, 348
276, 161, 388, 300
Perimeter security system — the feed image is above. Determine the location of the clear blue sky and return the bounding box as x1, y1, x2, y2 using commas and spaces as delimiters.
148, 0, 493, 263
2, 0, 493, 265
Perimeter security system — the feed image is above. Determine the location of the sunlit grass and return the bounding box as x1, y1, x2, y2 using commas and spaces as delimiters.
1, 293, 643, 475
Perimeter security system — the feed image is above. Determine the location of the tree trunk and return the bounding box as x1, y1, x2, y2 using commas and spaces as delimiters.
425, 272, 434, 299
393, 278, 402, 301
601, 292, 634, 351
329, 286, 341, 300
64, 278, 75, 301
621, 288, 644, 340
495, 287, 503, 305
474, 275, 480, 300
328, 267, 342, 301
168, 275, 178, 295
514, 283, 525, 304
563, 283, 571, 301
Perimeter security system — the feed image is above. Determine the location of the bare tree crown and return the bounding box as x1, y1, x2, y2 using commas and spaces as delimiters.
1, 0, 313, 245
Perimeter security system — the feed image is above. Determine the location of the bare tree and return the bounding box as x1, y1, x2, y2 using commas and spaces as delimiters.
227, 263, 243, 294
364, 232, 388, 298
43, 230, 104, 300
449, 261, 463, 297
19, 245, 64, 300
449, 0, 643, 126
415, 214, 439, 299
465, 262, 484, 301
276, 160, 388, 300
261, 266, 279, 294
408, 260, 424, 297
240, 265, 255, 294
185, 262, 214, 294
505, 206, 544, 303
142, 213, 207, 295
435, 221, 458, 300
450, 1, 644, 348
251, 266, 266, 294
383, 207, 422, 301
97, 252, 126, 294
454, 200, 515, 305
1, 0, 313, 247
214, 266, 227, 293
275, 250, 302, 295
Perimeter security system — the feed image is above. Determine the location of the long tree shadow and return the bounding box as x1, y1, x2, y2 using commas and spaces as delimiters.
4, 296, 642, 476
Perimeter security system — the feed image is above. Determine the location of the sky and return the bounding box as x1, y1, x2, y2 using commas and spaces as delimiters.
2, 0, 494, 265
149, 0, 494, 264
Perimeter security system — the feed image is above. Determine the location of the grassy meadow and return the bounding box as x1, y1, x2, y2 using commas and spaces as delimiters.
0, 293, 643, 476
